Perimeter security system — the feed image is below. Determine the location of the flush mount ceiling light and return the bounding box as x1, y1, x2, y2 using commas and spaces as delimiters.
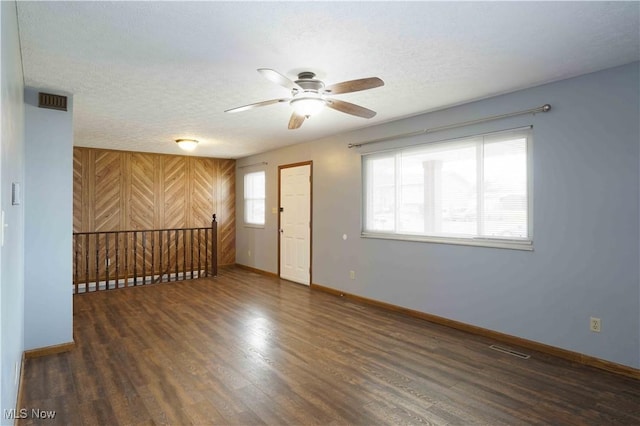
176, 138, 198, 151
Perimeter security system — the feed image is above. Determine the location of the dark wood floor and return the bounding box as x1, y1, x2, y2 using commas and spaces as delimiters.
19, 267, 640, 425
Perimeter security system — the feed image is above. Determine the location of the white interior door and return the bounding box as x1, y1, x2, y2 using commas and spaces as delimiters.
279, 164, 311, 285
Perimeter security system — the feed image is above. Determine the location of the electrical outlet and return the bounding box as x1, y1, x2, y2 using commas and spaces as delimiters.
248, 250, 252, 257
105, 258, 111, 267
349, 270, 355, 280
590, 317, 601, 333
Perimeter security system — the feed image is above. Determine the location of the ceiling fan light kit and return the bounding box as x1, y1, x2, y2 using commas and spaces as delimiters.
225, 68, 384, 129
290, 93, 325, 117
175, 138, 198, 151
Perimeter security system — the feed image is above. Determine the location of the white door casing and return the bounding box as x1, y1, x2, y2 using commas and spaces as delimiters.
279, 163, 311, 285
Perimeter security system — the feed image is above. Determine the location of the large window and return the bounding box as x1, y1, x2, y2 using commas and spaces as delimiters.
362, 128, 532, 249
244, 171, 265, 226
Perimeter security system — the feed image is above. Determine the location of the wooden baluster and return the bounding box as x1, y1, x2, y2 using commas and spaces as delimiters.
158, 231, 164, 282
124, 232, 129, 287
212, 214, 218, 277
85, 234, 89, 293
197, 229, 202, 278
133, 231, 138, 286
142, 231, 146, 285
175, 229, 179, 281
168, 231, 172, 282
115, 232, 120, 289
95, 233, 100, 292
182, 229, 186, 280
151, 231, 155, 283
190, 229, 194, 279
205, 226, 209, 277
106, 233, 110, 290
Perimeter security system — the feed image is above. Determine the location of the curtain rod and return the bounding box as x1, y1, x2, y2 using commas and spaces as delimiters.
348, 104, 551, 149
237, 161, 268, 169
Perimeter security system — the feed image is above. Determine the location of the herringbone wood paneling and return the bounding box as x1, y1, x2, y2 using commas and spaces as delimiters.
93, 152, 122, 281
217, 159, 236, 265
163, 156, 187, 230
94, 151, 121, 232
73, 147, 235, 267
189, 157, 215, 228
73, 149, 83, 233
129, 153, 155, 231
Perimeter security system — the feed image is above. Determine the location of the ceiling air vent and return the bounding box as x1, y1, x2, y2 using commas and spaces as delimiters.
38, 92, 67, 111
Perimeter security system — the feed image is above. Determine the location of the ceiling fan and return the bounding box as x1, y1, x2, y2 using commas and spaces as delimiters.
225, 69, 384, 129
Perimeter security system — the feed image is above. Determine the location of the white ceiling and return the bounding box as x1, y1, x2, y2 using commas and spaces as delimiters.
16, 1, 640, 159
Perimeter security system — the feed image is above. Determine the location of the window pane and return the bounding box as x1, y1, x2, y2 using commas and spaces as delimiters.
398, 152, 424, 233
437, 144, 477, 236
246, 199, 265, 225
362, 128, 530, 246
482, 137, 527, 238
366, 156, 395, 231
244, 171, 265, 225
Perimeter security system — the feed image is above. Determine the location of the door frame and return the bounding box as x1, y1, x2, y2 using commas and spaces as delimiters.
277, 161, 313, 284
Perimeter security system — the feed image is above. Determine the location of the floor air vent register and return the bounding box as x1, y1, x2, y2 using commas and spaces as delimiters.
489, 344, 531, 359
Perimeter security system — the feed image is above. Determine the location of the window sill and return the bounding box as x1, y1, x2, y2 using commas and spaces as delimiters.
244, 223, 265, 229
361, 232, 533, 251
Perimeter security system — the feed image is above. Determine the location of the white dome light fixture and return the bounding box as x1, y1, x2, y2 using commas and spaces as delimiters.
290, 92, 325, 117
176, 138, 198, 151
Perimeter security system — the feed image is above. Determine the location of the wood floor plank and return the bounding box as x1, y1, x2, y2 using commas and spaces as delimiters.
18, 266, 640, 425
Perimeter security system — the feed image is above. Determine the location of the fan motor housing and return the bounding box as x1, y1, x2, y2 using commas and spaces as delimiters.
295, 72, 325, 93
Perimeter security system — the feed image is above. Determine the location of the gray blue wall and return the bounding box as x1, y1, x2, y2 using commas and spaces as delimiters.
1, 0, 26, 419
23, 88, 74, 351
236, 62, 640, 369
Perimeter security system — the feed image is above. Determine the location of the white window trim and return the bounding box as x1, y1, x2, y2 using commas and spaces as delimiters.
244, 223, 265, 229
361, 126, 534, 251
361, 232, 533, 251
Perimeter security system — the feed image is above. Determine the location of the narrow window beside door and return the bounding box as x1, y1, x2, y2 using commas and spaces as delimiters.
244, 171, 265, 226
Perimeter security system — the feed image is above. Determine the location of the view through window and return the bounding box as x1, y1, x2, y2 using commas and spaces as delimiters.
244, 171, 265, 225
363, 128, 531, 246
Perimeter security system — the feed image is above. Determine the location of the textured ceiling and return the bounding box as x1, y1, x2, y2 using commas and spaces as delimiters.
16, 1, 640, 159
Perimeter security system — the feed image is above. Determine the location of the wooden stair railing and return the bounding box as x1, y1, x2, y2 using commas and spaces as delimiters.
73, 214, 218, 293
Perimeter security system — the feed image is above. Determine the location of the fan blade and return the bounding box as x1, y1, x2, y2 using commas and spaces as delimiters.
326, 99, 376, 119
258, 68, 302, 91
324, 77, 384, 95
288, 112, 306, 129
225, 98, 289, 113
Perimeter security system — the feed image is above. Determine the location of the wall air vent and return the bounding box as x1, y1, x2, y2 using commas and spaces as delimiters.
38, 92, 67, 111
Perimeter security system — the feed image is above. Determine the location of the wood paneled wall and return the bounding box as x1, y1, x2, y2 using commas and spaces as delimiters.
73, 147, 235, 265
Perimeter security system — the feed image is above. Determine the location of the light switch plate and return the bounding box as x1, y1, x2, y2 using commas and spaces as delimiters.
1, 210, 5, 247
11, 182, 21, 205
